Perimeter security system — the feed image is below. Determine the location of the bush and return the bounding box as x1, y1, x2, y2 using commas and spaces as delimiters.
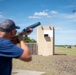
67, 46, 71, 49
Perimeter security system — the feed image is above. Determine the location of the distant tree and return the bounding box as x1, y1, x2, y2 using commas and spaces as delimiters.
67, 45, 71, 49
16, 32, 36, 43
24, 36, 36, 43
74, 45, 76, 47
31, 38, 36, 43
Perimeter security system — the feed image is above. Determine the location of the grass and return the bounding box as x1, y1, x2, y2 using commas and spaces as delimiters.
55, 46, 76, 56
12, 46, 76, 75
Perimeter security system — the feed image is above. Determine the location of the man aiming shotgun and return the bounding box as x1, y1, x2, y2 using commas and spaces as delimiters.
12, 22, 41, 44
0, 19, 41, 75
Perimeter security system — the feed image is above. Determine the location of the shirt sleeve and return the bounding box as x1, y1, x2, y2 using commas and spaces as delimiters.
0, 38, 23, 58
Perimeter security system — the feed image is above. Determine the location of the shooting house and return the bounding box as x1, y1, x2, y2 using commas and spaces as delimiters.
37, 26, 55, 56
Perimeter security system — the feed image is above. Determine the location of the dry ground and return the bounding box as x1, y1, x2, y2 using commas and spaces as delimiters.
13, 55, 76, 75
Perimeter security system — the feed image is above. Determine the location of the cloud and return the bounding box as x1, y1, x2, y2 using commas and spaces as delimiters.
50, 10, 76, 20
28, 10, 52, 19
50, 12, 76, 23
28, 10, 76, 21
28, 16, 41, 19
0, 12, 4, 18
50, 10, 58, 14
34, 11, 48, 16
62, 13, 76, 19
0, 15, 3, 18
28, 10, 59, 19
58, 13, 76, 23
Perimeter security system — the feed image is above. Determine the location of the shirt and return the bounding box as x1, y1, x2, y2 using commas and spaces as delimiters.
0, 38, 23, 75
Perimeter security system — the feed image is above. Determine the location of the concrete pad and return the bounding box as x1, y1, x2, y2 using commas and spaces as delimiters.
12, 69, 45, 75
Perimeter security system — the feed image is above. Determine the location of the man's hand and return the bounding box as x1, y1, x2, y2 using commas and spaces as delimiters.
25, 28, 33, 35
11, 28, 33, 44
18, 28, 33, 41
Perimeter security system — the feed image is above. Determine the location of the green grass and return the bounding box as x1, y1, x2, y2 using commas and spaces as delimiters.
55, 46, 76, 56
12, 46, 76, 75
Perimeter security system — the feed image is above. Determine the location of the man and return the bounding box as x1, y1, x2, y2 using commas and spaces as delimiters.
0, 19, 32, 75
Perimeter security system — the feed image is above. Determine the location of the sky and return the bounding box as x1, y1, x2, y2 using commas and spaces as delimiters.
0, 0, 76, 45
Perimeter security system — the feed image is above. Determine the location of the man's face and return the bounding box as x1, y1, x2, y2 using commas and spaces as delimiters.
11, 29, 17, 37
8, 29, 17, 40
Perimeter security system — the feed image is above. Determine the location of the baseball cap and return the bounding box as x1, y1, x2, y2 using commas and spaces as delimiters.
0, 19, 20, 32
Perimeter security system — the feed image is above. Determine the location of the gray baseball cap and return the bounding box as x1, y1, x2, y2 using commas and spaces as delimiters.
0, 19, 20, 32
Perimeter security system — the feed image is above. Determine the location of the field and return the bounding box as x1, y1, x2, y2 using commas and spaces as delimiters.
55, 46, 76, 56
12, 46, 76, 75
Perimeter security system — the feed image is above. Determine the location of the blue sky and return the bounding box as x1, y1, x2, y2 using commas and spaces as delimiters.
0, 0, 76, 45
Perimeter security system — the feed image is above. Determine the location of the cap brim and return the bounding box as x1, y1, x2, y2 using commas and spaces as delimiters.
15, 26, 20, 29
